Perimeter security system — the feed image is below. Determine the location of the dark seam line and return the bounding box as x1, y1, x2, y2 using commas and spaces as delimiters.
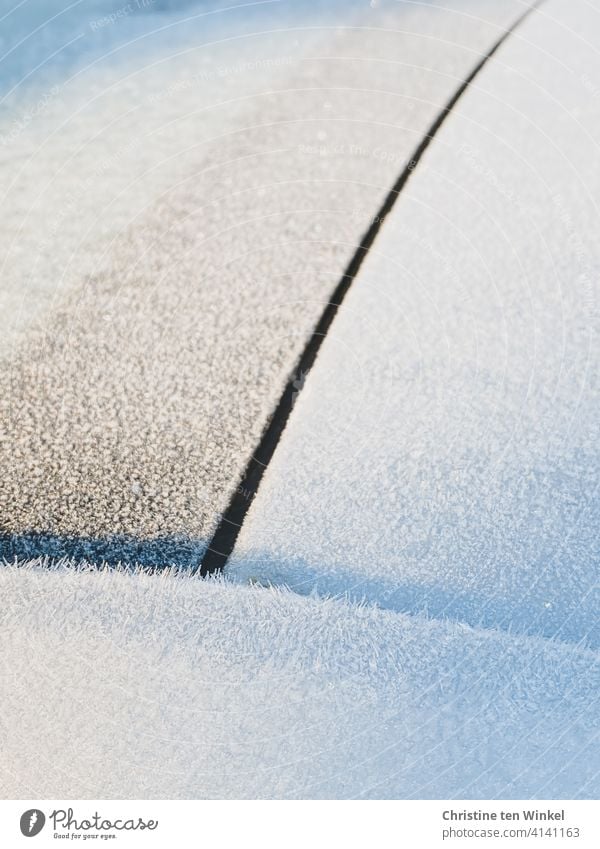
198, 0, 543, 576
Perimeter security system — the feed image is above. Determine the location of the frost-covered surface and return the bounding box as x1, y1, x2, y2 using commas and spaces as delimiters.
0, 0, 320, 351
228, 0, 600, 648
0, 563, 597, 799
0, 0, 529, 558
0, 0, 346, 100
2, 0, 596, 802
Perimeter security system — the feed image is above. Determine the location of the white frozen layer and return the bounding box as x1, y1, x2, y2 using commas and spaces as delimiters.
0, 563, 597, 799
0, 0, 321, 351
227, 0, 600, 648
0, 1, 531, 556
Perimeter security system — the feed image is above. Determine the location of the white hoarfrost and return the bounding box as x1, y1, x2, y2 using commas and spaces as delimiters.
227, 0, 600, 650
0, 563, 597, 799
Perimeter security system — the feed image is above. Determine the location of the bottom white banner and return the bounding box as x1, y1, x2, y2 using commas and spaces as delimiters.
0, 800, 597, 848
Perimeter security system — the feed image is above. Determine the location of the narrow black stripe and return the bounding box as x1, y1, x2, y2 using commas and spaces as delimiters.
199, 1, 543, 575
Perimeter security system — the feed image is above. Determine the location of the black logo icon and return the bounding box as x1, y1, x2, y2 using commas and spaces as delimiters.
20, 810, 45, 837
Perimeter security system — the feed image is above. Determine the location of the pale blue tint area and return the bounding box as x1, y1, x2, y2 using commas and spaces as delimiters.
0, 0, 360, 103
